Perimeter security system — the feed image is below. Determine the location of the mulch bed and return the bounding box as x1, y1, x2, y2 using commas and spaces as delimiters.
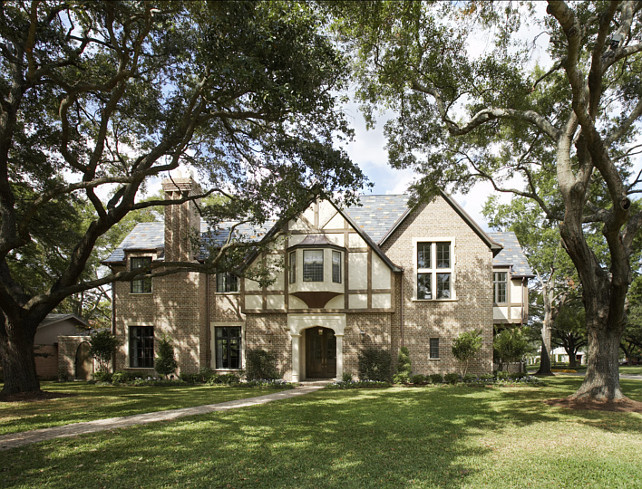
0, 391, 75, 403
546, 397, 642, 413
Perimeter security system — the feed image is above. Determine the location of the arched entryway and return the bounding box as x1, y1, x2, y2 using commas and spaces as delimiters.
288, 314, 345, 382
75, 341, 93, 380
305, 327, 336, 378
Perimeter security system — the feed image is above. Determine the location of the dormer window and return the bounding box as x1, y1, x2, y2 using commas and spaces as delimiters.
303, 250, 324, 282
130, 257, 152, 294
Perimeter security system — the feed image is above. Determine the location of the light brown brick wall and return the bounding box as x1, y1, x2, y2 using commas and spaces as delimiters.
383, 196, 494, 376
34, 345, 58, 380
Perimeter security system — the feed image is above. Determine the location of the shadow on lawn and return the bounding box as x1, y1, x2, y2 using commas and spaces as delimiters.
2, 380, 642, 488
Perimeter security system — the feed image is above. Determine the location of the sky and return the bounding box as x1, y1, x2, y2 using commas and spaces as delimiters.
342, 101, 499, 232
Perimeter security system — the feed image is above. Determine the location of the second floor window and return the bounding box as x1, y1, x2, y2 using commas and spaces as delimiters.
217, 272, 239, 293
289, 251, 296, 284
130, 257, 152, 294
332, 251, 342, 283
493, 272, 507, 303
303, 250, 323, 282
417, 241, 452, 300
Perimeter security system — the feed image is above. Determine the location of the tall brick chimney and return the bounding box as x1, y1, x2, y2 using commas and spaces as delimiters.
162, 176, 201, 262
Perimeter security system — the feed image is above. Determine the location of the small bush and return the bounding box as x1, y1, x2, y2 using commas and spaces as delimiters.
444, 373, 461, 384
155, 335, 178, 378
111, 371, 140, 383
327, 379, 391, 389
410, 374, 426, 385
243, 379, 295, 389
207, 373, 240, 385
342, 371, 353, 383
88, 330, 120, 372
57, 367, 71, 382
358, 347, 392, 382
393, 372, 411, 384
429, 373, 444, 384
93, 370, 113, 382
495, 370, 510, 380
245, 349, 279, 381
479, 373, 494, 383
462, 373, 478, 383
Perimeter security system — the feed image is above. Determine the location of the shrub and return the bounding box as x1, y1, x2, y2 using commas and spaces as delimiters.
342, 371, 353, 383
451, 329, 483, 376
89, 330, 121, 373
208, 373, 240, 385
393, 372, 411, 384
462, 373, 478, 383
327, 379, 391, 389
111, 371, 139, 383
155, 335, 178, 378
429, 373, 444, 384
410, 374, 426, 385
93, 370, 113, 382
444, 373, 461, 384
57, 367, 71, 382
479, 373, 494, 383
358, 347, 392, 382
495, 370, 510, 380
245, 349, 279, 380
493, 327, 530, 370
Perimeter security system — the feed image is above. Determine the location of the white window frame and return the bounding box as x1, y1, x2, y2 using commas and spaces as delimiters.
413, 238, 455, 301
493, 270, 509, 304
210, 322, 244, 371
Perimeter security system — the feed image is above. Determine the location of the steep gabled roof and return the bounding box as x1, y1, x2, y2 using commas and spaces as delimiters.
488, 232, 534, 278
105, 194, 530, 277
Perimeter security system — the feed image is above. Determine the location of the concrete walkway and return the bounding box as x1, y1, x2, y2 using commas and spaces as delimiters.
0, 383, 327, 451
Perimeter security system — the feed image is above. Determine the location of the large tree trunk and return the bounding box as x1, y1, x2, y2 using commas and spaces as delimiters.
570, 314, 623, 400
0, 317, 41, 395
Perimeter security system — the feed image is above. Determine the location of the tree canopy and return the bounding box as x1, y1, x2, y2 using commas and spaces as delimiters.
335, 0, 642, 401
0, 0, 365, 394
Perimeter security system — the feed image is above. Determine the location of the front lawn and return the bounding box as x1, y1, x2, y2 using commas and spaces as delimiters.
0, 382, 287, 435
621, 365, 642, 375
2, 377, 641, 488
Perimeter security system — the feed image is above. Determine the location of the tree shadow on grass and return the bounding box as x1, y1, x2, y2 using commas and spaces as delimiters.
2, 383, 642, 488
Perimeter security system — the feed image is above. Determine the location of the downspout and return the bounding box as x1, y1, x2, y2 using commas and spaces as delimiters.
400, 271, 404, 347
111, 278, 116, 371
205, 272, 210, 368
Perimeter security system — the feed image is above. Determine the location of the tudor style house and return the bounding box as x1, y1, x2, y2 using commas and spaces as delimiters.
104, 177, 532, 381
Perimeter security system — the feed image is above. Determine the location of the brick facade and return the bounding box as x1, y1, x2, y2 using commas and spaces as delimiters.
107, 179, 526, 380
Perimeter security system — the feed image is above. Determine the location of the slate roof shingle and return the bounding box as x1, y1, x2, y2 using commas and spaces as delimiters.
488, 231, 534, 277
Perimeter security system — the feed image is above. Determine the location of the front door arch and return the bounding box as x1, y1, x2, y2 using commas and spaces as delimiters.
305, 327, 336, 378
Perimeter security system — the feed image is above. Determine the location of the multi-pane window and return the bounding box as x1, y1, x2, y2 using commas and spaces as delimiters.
429, 338, 440, 359
215, 326, 241, 369
289, 251, 296, 284
417, 241, 452, 299
303, 250, 324, 282
216, 272, 239, 293
130, 257, 152, 294
332, 251, 342, 283
129, 326, 154, 368
493, 272, 507, 303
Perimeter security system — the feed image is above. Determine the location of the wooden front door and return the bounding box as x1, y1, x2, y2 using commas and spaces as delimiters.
306, 327, 336, 378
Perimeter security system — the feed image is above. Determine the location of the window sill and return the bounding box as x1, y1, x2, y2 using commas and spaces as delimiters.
214, 291, 240, 295
428, 358, 441, 361
129, 292, 153, 296
412, 298, 458, 303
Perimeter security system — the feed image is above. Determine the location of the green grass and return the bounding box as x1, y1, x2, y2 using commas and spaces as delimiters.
1, 377, 641, 488
620, 365, 642, 375
0, 382, 287, 435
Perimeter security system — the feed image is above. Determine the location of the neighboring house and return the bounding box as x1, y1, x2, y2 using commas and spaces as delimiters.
33, 314, 89, 380
103, 177, 531, 381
